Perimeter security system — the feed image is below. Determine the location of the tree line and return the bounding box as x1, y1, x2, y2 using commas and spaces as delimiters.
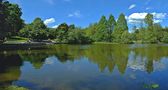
85, 13, 168, 44
19, 18, 92, 44
1, 0, 168, 44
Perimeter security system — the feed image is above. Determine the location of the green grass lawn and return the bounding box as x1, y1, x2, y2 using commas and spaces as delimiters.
93, 42, 120, 44
0, 85, 29, 90
4, 36, 29, 44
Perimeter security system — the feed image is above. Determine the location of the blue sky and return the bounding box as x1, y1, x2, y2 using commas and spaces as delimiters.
9, 0, 168, 28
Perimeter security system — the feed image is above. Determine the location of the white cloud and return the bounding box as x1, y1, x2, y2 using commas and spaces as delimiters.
152, 12, 167, 19
154, 19, 162, 23
45, 58, 55, 65
44, 18, 56, 25
52, 24, 58, 28
128, 4, 136, 10
128, 13, 147, 20
68, 10, 82, 18
146, 7, 151, 10
127, 12, 167, 24
45, 0, 71, 4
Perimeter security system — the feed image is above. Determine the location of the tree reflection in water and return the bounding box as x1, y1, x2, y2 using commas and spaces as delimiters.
0, 54, 23, 87
16, 44, 168, 73
1, 44, 168, 88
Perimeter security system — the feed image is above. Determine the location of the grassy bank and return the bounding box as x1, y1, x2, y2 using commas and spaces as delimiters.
3, 36, 168, 45
4, 36, 29, 44
93, 42, 120, 44
0, 85, 28, 90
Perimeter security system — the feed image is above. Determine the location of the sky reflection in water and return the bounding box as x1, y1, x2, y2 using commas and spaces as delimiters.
0, 44, 168, 90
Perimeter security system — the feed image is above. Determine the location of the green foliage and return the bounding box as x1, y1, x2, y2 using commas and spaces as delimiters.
107, 14, 116, 41
112, 13, 129, 43
48, 28, 57, 39
0, 0, 23, 41
67, 28, 92, 44
31, 29, 48, 41
2, 1, 168, 44
94, 15, 109, 42
143, 83, 159, 89
115, 13, 128, 31
121, 31, 132, 44
32, 18, 46, 30
19, 24, 33, 38
132, 14, 166, 44
145, 13, 154, 30
161, 32, 168, 43
153, 23, 163, 42
83, 13, 168, 44
56, 23, 69, 42
19, 18, 48, 41
85, 23, 98, 41
85, 15, 117, 42
69, 24, 75, 30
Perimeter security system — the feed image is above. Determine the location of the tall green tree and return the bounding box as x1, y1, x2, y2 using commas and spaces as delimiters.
145, 13, 154, 31
3, 1, 23, 34
32, 18, 46, 30
113, 13, 128, 43
69, 24, 75, 30
7, 3, 23, 34
19, 18, 48, 41
95, 15, 108, 42
107, 14, 116, 42
85, 23, 98, 41
143, 14, 160, 43
56, 23, 69, 42
31, 18, 47, 41
0, 0, 7, 40
116, 13, 128, 31
153, 23, 163, 43
0, 0, 23, 41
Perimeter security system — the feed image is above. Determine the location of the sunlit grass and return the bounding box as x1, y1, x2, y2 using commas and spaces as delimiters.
4, 36, 29, 44
0, 85, 28, 90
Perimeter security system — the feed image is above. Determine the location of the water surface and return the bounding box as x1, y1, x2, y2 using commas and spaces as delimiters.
0, 44, 168, 90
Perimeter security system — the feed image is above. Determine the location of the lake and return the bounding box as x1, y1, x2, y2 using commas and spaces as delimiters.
0, 44, 168, 90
